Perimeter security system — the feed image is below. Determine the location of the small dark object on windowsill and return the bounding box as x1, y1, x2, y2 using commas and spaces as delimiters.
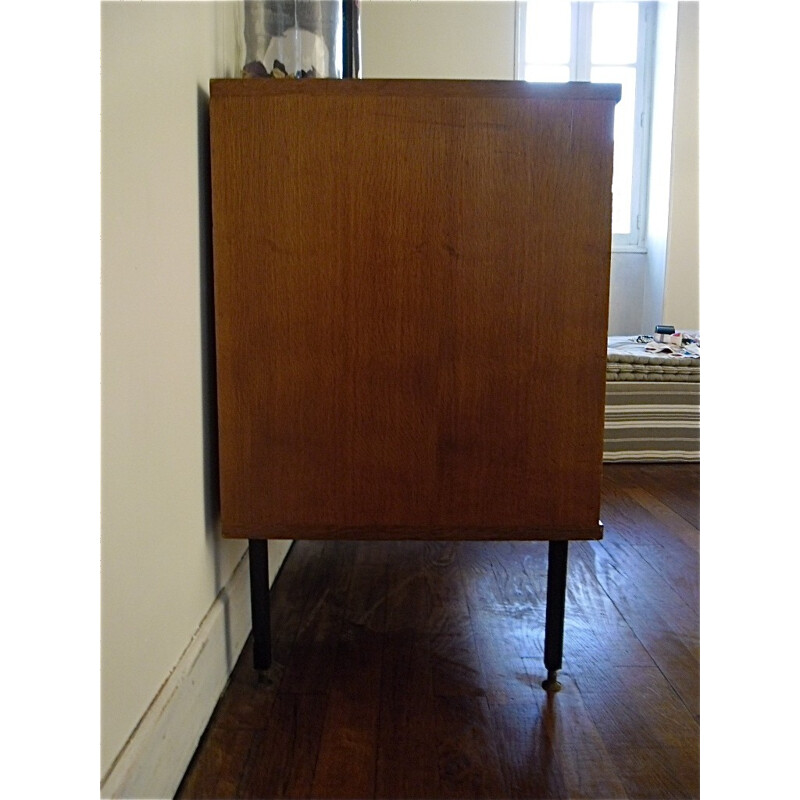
270, 59, 289, 78
241, 59, 318, 80
242, 60, 269, 78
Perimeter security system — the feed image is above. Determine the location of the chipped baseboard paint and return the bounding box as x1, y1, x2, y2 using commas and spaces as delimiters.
101, 550, 252, 799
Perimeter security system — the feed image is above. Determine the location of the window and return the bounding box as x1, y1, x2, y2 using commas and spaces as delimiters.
516, 1, 656, 250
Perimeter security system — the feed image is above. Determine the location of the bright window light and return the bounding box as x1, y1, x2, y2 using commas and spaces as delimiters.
517, 1, 656, 250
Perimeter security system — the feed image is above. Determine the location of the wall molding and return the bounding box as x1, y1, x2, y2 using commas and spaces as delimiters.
101, 551, 252, 799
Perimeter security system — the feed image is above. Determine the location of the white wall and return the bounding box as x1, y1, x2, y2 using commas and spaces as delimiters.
361, 0, 700, 335
662, 0, 699, 329
362, 0, 517, 78
101, 1, 290, 789
644, 0, 679, 332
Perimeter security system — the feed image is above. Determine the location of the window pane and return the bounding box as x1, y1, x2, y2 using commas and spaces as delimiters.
525, 64, 570, 83
591, 2, 639, 65
526, 0, 572, 65
592, 65, 637, 234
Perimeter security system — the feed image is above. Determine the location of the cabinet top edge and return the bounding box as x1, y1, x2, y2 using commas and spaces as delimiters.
209, 78, 621, 103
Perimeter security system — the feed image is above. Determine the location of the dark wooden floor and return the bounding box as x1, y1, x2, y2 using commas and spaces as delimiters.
177, 464, 699, 799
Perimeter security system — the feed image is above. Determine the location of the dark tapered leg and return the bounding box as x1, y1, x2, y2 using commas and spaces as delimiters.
248, 539, 272, 677
542, 540, 569, 692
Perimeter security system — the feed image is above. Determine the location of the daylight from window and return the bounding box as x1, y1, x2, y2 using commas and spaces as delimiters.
519, 1, 654, 247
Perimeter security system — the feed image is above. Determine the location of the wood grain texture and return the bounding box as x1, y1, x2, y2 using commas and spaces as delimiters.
209, 79, 618, 540
176, 465, 699, 800
175, 728, 255, 800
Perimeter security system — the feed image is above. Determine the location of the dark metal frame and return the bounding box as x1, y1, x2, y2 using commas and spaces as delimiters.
247, 537, 570, 691
542, 540, 569, 691
248, 539, 272, 678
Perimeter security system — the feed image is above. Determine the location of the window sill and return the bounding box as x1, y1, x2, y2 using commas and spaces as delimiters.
612, 244, 648, 255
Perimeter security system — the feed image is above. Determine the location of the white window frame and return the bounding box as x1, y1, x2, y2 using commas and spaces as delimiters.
515, 1, 657, 252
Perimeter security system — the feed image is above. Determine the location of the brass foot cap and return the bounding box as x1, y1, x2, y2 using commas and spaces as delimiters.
542, 672, 562, 692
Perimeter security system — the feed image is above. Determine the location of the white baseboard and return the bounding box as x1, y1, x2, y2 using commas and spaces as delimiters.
101, 551, 253, 799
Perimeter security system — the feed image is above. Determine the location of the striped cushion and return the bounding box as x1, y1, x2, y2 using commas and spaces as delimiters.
603, 381, 699, 463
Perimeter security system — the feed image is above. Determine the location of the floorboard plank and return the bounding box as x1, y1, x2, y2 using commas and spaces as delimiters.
607, 464, 700, 530
610, 743, 700, 800
177, 464, 700, 800
206, 640, 283, 730
375, 633, 438, 799
490, 698, 566, 800
625, 487, 700, 553
586, 541, 699, 716
375, 546, 439, 799
538, 674, 630, 800
236, 692, 329, 799
309, 632, 383, 798
175, 728, 254, 800
278, 542, 353, 696
577, 665, 699, 756
309, 555, 387, 799
433, 694, 508, 799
